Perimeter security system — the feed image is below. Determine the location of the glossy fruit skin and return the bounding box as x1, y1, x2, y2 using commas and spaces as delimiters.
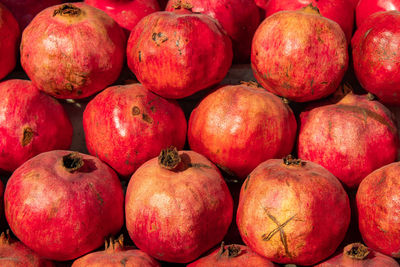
125, 150, 233, 263
356, 0, 400, 27
84, 0, 160, 31
251, 6, 348, 102
0, 79, 73, 172
127, 11, 232, 99
83, 83, 187, 177
187, 244, 277, 267
4, 150, 125, 261
188, 83, 297, 179
166, 0, 261, 62
297, 93, 399, 188
20, 3, 126, 99
357, 162, 400, 258
237, 158, 350, 266
260, 0, 354, 42
0, 3, 19, 80
352, 11, 400, 104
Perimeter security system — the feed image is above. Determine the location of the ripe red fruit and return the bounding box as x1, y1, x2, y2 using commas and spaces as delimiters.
188, 83, 297, 179
127, 10, 232, 99
251, 5, 348, 102
356, 0, 400, 27
0, 79, 72, 172
357, 162, 400, 258
297, 93, 399, 188
83, 83, 187, 177
0, 3, 19, 80
20, 3, 126, 99
237, 156, 350, 265
125, 147, 233, 263
4, 150, 124, 261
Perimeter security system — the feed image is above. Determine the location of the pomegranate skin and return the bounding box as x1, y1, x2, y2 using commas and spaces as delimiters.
187, 244, 278, 267
127, 11, 232, 99
237, 158, 350, 266
357, 162, 400, 258
125, 149, 233, 263
20, 3, 126, 99
352, 11, 400, 105
0, 3, 19, 80
188, 83, 297, 179
4, 150, 125, 261
251, 6, 348, 102
356, 0, 400, 28
166, 0, 261, 62
297, 93, 399, 188
84, 0, 160, 31
0, 79, 73, 172
83, 83, 187, 177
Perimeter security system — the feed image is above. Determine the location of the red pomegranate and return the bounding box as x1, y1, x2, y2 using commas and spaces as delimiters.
0, 0, 62, 29
352, 10, 400, 105
72, 235, 160, 267
356, 0, 400, 27
83, 83, 187, 177
251, 4, 348, 102
125, 147, 233, 263
315, 243, 400, 266
0, 79, 73, 172
20, 3, 126, 99
187, 243, 278, 267
357, 162, 400, 258
188, 83, 297, 179
0, 3, 19, 80
166, 0, 261, 62
84, 0, 160, 32
127, 10, 232, 99
297, 92, 399, 188
259, 0, 354, 42
237, 156, 350, 265
0, 230, 55, 267
4, 150, 124, 261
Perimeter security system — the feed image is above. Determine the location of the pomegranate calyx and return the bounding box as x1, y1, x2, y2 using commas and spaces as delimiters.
367, 92, 376, 101
105, 234, 124, 253
53, 4, 82, 17
62, 152, 84, 172
0, 230, 12, 245
158, 146, 181, 170
283, 155, 304, 166
344, 243, 370, 260
172, 0, 193, 10
217, 242, 242, 258
240, 81, 261, 88
301, 3, 321, 15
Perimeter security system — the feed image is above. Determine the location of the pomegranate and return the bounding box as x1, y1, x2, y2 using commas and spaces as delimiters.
0, 79, 73, 173
166, 0, 261, 62
4, 150, 124, 261
84, 0, 160, 32
297, 92, 399, 188
315, 243, 400, 266
188, 83, 297, 179
83, 83, 187, 177
237, 156, 350, 265
259, 0, 354, 42
187, 243, 278, 267
251, 4, 348, 102
356, 0, 400, 27
357, 161, 400, 258
125, 147, 233, 263
0, 230, 55, 267
20, 3, 126, 99
0, 3, 19, 80
127, 10, 232, 99
72, 235, 160, 267
352, 10, 400, 105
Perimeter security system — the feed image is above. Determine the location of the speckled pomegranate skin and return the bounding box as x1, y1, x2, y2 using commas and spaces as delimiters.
352, 11, 400, 104
4, 150, 124, 261
251, 6, 348, 102
356, 0, 400, 28
188, 83, 297, 179
237, 159, 350, 266
0, 79, 72, 172
20, 3, 126, 99
127, 11, 232, 99
83, 83, 187, 177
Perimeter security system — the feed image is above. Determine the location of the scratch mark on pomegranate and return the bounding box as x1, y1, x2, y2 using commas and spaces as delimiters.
152, 32, 168, 46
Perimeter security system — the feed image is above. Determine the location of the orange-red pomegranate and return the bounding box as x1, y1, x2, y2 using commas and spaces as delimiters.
237, 156, 350, 265
125, 147, 233, 263
188, 83, 297, 179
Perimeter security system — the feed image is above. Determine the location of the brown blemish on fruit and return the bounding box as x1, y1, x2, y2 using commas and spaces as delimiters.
132, 106, 140, 116
138, 51, 142, 62
88, 183, 104, 206
21, 127, 34, 146
244, 175, 251, 191
142, 113, 153, 124
152, 32, 168, 46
